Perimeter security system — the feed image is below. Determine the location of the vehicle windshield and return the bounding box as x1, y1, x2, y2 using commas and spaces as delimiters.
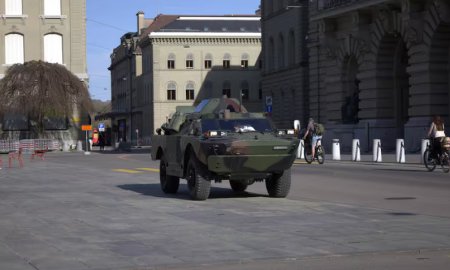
201, 118, 274, 133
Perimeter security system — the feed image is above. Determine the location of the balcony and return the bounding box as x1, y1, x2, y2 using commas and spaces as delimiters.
318, 0, 354, 10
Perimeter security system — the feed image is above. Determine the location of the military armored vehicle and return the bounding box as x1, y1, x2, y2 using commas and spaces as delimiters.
151, 97, 299, 200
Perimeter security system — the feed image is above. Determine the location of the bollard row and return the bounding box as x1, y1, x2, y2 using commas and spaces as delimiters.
296, 138, 430, 163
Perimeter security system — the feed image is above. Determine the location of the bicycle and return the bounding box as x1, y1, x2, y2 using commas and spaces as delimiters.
423, 138, 449, 173
304, 138, 325, 164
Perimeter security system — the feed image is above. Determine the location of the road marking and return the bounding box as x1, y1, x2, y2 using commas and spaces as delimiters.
112, 169, 143, 174
135, 168, 159, 172
117, 155, 130, 160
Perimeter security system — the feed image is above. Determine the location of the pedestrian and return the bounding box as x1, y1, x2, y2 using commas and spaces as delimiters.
99, 133, 105, 151
427, 115, 446, 158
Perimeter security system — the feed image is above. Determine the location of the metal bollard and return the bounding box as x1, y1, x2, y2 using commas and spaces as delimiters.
421, 139, 429, 164
396, 139, 405, 163
297, 139, 305, 159
373, 139, 382, 162
352, 139, 361, 161
332, 139, 341, 160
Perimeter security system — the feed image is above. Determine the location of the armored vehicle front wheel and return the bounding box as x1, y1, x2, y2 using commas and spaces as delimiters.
160, 154, 180, 194
186, 158, 211, 200
229, 180, 248, 192
265, 169, 291, 198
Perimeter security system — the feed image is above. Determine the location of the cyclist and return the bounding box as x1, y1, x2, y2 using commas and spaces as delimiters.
427, 115, 446, 159
303, 118, 322, 160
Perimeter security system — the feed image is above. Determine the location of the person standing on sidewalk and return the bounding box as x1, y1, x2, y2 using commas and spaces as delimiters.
427, 115, 446, 158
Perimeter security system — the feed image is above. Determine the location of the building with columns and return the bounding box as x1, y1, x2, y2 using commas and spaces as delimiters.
260, 0, 310, 129
308, 0, 450, 151
107, 13, 262, 145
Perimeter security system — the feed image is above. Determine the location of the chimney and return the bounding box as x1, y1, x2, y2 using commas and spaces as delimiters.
137, 11, 145, 35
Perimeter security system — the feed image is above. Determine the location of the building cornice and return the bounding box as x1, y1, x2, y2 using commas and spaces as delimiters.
149, 35, 261, 45
149, 32, 261, 38
311, 0, 386, 20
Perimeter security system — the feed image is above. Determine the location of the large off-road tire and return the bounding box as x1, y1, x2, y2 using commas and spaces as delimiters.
160, 154, 180, 194
265, 169, 291, 198
229, 180, 248, 192
186, 157, 211, 200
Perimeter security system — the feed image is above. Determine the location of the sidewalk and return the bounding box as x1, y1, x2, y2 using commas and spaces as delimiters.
297, 153, 423, 165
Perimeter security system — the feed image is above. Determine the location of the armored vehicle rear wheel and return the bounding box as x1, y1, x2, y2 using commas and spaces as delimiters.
229, 180, 248, 192
160, 154, 180, 193
265, 169, 291, 198
186, 158, 211, 200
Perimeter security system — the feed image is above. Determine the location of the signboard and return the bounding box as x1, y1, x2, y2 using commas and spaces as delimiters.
266, 105, 272, 113
265, 96, 272, 106
99, 123, 105, 132
81, 125, 92, 131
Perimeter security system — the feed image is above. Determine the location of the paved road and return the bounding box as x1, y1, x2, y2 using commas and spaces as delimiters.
0, 151, 449, 270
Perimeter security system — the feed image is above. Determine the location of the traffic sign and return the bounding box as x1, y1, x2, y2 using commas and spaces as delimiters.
266, 105, 272, 113
265, 96, 273, 106
81, 125, 92, 131
99, 123, 105, 132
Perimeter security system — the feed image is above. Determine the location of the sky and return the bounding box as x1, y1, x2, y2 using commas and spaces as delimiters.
86, 0, 261, 101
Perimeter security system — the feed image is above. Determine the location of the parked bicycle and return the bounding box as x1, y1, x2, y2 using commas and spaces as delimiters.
423, 138, 449, 173
304, 138, 325, 164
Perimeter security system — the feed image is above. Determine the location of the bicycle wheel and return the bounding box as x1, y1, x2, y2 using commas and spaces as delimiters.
423, 149, 436, 172
304, 147, 313, 164
440, 152, 449, 173
316, 145, 325, 164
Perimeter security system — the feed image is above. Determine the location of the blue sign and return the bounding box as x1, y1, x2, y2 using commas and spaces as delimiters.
266, 105, 272, 113
99, 123, 105, 131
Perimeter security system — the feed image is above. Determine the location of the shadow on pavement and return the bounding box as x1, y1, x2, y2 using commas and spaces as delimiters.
117, 183, 265, 200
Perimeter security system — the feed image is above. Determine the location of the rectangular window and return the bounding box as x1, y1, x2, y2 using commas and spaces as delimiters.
167, 90, 176, 100
5, 0, 22, 15
222, 89, 231, 98
223, 60, 230, 69
186, 60, 194, 69
241, 60, 248, 68
44, 0, 61, 16
241, 89, 249, 100
44, 34, 63, 64
186, 89, 195, 100
5, 34, 24, 64
204, 60, 212, 69
167, 60, 175, 69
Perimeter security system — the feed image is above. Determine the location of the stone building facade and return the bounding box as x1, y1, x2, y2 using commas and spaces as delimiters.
309, 0, 450, 151
0, 0, 87, 80
260, 0, 310, 129
107, 13, 262, 145
0, 0, 88, 144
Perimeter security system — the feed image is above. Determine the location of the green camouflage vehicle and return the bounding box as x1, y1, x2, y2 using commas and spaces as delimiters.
151, 97, 299, 200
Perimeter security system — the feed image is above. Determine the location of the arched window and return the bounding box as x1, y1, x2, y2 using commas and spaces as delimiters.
5, 0, 22, 15
288, 30, 296, 66
223, 53, 231, 69
5, 33, 24, 64
241, 53, 249, 68
167, 82, 176, 100
222, 81, 231, 97
167, 53, 175, 69
186, 81, 195, 100
241, 81, 249, 100
278, 33, 285, 68
44, 0, 61, 16
204, 53, 212, 69
186, 53, 194, 69
44, 33, 63, 64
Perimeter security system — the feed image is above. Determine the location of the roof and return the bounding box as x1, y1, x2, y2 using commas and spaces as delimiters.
157, 15, 261, 33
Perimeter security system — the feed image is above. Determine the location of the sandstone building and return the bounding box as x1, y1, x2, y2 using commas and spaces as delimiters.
309, 0, 450, 151
108, 13, 262, 145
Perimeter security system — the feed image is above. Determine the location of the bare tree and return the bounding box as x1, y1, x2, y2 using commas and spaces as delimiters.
0, 60, 93, 135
